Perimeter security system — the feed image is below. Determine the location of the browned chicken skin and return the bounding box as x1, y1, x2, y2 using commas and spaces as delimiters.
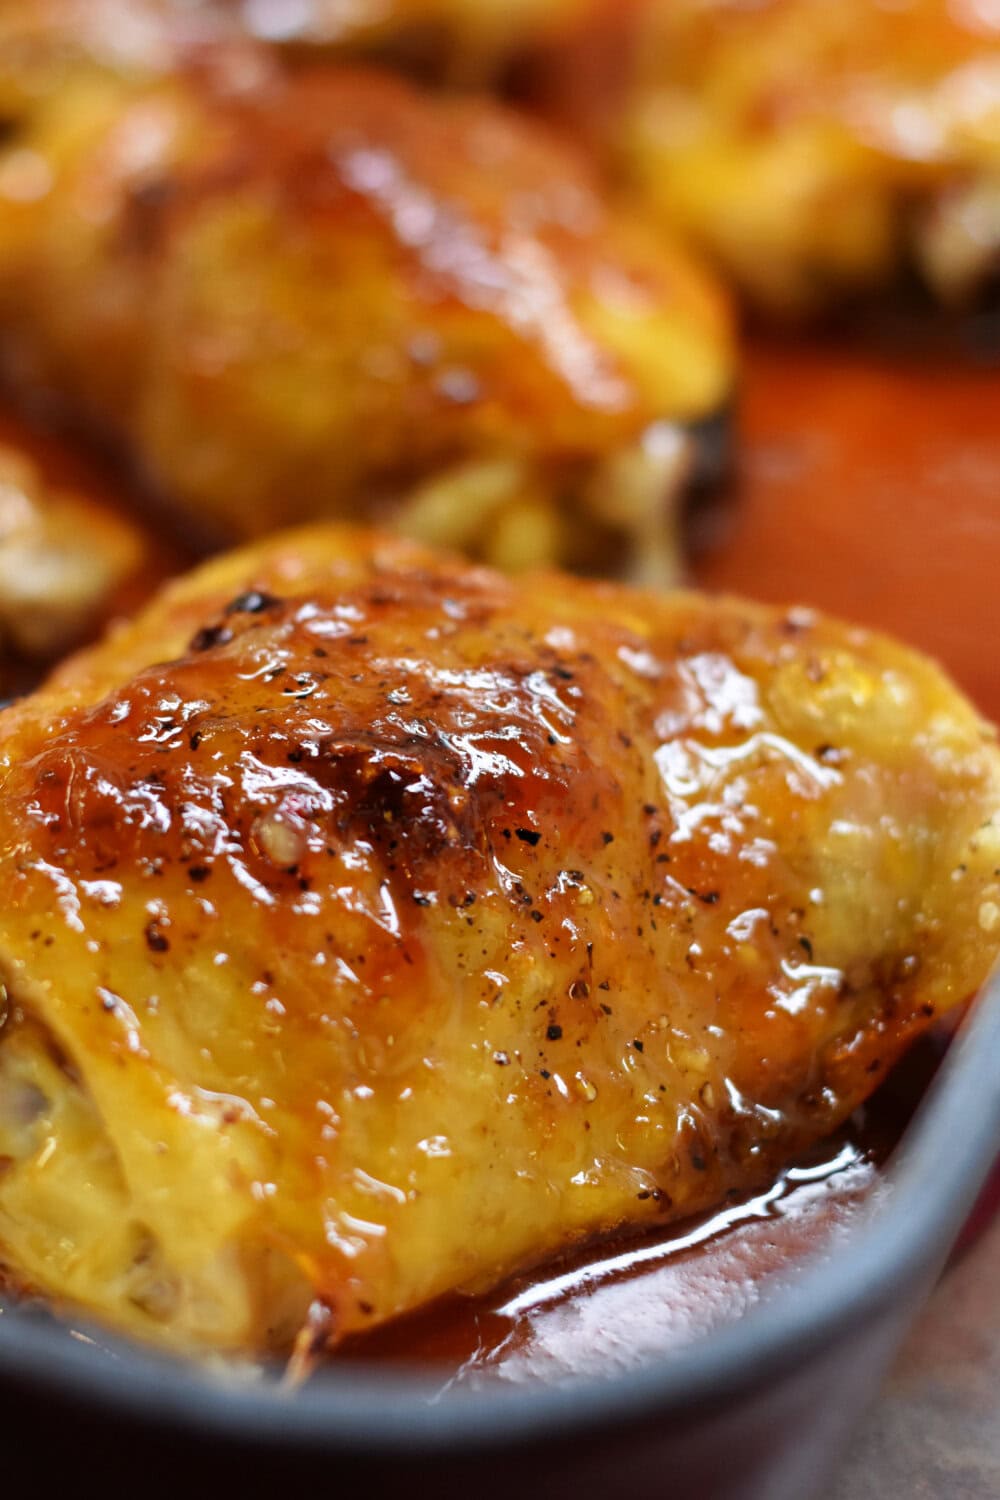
0, 28, 733, 582
0, 525, 997, 1360
8, 1, 992, 316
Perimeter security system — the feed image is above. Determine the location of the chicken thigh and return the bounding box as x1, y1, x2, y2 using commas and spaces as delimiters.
0, 524, 997, 1360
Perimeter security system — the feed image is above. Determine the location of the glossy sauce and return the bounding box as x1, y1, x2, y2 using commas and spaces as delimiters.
335, 1131, 877, 1385
695, 341, 1000, 722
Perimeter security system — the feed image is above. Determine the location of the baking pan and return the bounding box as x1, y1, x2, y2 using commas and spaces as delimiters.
1, 971, 998, 1499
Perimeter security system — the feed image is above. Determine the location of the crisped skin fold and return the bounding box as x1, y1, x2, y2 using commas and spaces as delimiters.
0, 525, 998, 1359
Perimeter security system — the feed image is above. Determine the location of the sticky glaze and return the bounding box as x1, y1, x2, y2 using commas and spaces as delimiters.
0, 54, 732, 570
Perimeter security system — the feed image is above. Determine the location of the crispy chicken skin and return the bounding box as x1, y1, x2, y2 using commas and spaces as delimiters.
0, 46, 733, 582
598, 0, 1000, 314
0, 524, 998, 1359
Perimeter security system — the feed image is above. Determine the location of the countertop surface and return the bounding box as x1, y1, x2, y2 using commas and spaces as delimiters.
826, 1209, 1000, 1499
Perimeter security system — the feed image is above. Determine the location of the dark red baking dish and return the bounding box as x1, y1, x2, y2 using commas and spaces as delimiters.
1, 972, 998, 1499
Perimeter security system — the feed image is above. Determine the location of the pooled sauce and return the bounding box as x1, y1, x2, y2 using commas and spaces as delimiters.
336, 1034, 942, 1386
337, 1129, 879, 1386
695, 340, 1000, 723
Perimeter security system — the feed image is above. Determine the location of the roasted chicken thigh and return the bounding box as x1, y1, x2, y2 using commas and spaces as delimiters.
0, 42, 732, 582
0, 525, 997, 1360
12, 0, 993, 318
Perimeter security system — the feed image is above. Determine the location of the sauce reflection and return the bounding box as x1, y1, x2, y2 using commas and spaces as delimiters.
338, 1125, 883, 1388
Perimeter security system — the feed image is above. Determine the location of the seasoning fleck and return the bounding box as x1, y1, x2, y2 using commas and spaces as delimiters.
144, 921, 170, 954
225, 590, 280, 615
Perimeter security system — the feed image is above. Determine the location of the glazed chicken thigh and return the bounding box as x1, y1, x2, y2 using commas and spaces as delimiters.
0, 525, 997, 1360
0, 38, 732, 582
8, 1, 995, 320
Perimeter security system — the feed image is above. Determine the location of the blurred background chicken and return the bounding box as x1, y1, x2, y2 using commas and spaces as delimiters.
581, 0, 1000, 318
7, 1, 992, 319
0, 3, 734, 590
0, 406, 176, 696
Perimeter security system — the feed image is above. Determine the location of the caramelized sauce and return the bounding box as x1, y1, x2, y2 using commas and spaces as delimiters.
695, 340, 1000, 722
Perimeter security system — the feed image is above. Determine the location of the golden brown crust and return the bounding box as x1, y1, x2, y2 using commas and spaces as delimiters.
0, 524, 997, 1357
7, 1, 993, 316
